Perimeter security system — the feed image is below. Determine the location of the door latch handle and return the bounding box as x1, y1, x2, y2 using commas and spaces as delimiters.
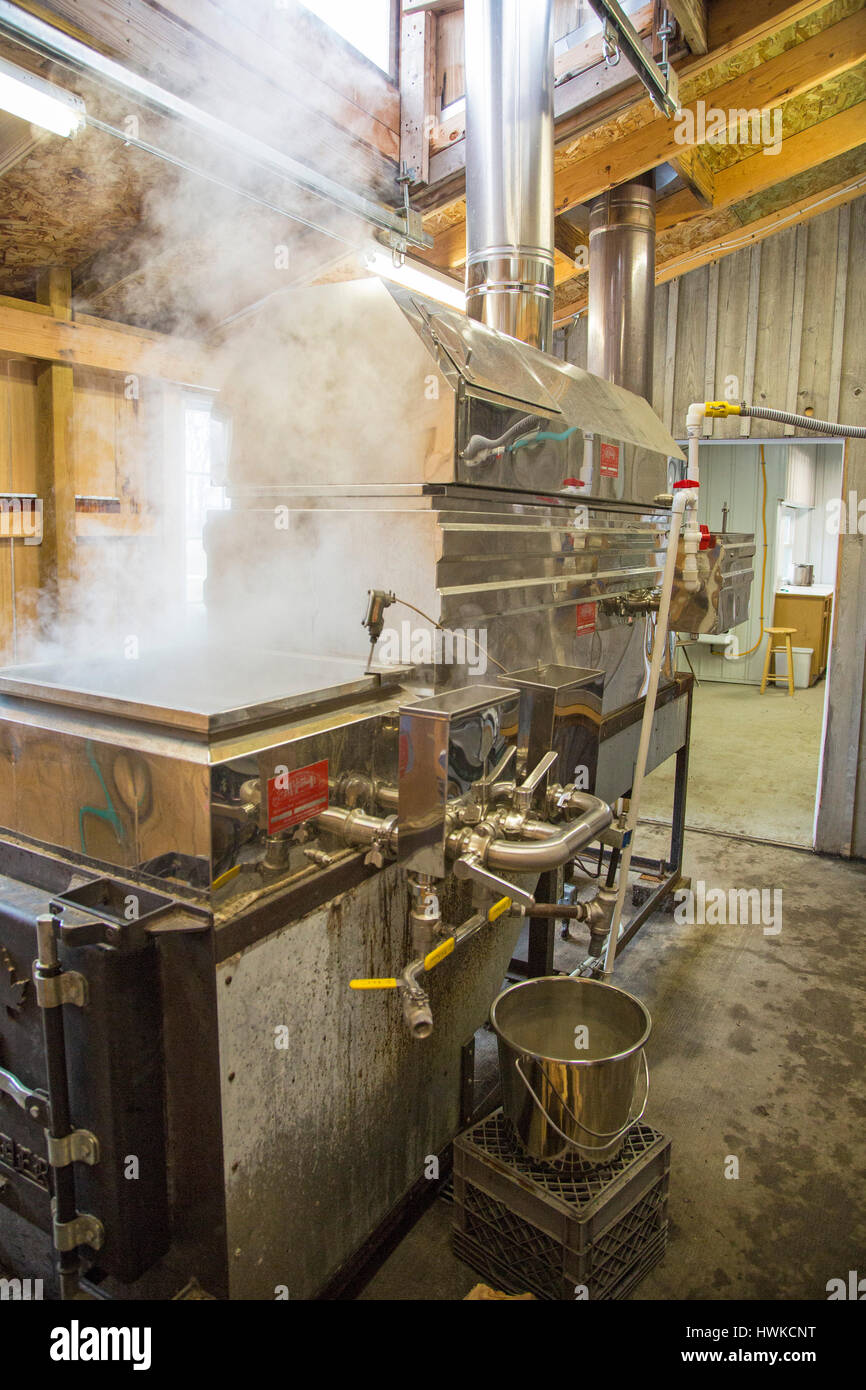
0, 1063, 50, 1124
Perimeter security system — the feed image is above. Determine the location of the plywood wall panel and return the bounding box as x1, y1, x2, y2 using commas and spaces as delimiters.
672, 264, 710, 433
751, 225, 798, 435
0, 360, 40, 662
797, 209, 840, 422
713, 254, 751, 438
73, 369, 118, 500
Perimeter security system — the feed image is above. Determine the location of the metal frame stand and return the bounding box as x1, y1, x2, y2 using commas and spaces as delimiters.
507, 680, 694, 973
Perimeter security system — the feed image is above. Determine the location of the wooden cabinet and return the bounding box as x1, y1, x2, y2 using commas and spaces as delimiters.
772, 592, 833, 684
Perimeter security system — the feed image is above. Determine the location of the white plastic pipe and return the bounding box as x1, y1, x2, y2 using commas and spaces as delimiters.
600, 485, 698, 976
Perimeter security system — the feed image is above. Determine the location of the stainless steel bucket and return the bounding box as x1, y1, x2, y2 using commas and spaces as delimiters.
491, 976, 651, 1163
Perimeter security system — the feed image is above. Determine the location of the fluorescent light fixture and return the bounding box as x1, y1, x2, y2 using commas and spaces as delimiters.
365, 249, 465, 312
0, 56, 85, 137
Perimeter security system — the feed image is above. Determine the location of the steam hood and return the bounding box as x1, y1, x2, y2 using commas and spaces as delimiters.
217, 278, 682, 505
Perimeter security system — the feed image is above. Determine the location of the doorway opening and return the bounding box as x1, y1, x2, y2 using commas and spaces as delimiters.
643, 438, 844, 849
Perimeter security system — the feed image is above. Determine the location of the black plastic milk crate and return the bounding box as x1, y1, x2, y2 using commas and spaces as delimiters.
452, 1111, 670, 1301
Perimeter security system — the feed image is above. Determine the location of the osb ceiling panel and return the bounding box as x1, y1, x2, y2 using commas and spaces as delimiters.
731, 144, 866, 221
700, 64, 866, 171
0, 126, 150, 300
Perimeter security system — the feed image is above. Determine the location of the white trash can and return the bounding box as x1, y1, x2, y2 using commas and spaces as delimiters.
774, 646, 813, 689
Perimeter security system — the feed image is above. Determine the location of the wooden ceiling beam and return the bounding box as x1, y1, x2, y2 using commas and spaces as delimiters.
0, 295, 213, 386
554, 9, 866, 215
400, 6, 438, 184
712, 103, 866, 208
655, 186, 708, 231
553, 106, 865, 289
653, 172, 866, 285
667, 1, 708, 55
705, 0, 832, 56
554, 218, 589, 264
670, 147, 715, 206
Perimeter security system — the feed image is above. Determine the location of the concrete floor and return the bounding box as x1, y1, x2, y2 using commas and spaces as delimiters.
641, 680, 826, 847
361, 824, 866, 1301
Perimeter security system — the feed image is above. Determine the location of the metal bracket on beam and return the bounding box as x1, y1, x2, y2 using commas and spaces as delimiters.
46, 1129, 100, 1168
32, 966, 88, 1010
587, 0, 680, 116
51, 1201, 105, 1253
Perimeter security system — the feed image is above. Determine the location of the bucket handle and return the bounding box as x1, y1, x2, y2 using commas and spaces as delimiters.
514, 1049, 649, 1155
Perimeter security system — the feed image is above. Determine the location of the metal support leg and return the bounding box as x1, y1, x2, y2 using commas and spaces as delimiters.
509, 869, 557, 978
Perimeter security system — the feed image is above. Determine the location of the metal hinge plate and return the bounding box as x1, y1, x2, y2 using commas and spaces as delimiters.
51, 1200, 104, 1253
32, 967, 88, 1009
46, 1129, 100, 1168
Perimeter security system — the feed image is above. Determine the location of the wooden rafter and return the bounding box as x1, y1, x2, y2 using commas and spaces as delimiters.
666, 1, 708, 55
0, 295, 213, 385
412, 0, 836, 211
712, 102, 866, 208
553, 10, 866, 215
416, 6, 866, 292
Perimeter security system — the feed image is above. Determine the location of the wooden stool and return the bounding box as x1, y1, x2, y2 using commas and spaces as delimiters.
760, 627, 797, 696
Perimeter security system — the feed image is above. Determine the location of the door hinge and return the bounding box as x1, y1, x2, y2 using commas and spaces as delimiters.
32, 967, 88, 1009
51, 1200, 104, 1253
46, 1129, 100, 1168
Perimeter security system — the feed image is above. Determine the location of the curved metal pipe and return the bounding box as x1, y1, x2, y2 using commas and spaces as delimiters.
485, 797, 612, 872
316, 806, 397, 853
320, 791, 611, 875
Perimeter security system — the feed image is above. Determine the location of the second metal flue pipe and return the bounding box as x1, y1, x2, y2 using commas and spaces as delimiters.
587, 176, 656, 401
464, 0, 656, 395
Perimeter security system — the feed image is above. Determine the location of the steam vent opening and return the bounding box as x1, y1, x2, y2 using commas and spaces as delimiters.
0, 0, 863, 1339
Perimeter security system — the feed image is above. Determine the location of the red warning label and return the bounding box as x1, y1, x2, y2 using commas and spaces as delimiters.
267, 759, 329, 834
576, 602, 596, 636
600, 442, 620, 477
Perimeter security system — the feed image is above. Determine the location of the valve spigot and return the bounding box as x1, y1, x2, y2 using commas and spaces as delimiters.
362, 589, 396, 669
515, 750, 558, 814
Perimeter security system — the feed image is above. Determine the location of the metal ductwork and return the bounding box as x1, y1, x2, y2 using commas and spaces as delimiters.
464, 0, 556, 352
587, 178, 656, 400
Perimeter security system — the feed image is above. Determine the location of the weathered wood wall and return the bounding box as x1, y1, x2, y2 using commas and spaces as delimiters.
557, 193, 866, 857
0, 356, 170, 665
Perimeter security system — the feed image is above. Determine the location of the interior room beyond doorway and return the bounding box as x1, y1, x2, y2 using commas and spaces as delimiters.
642, 439, 843, 849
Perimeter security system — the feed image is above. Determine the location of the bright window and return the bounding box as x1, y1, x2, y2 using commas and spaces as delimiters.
184, 400, 229, 607
301, 0, 394, 74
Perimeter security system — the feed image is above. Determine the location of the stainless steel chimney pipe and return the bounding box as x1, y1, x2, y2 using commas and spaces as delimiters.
464, 0, 556, 352
587, 179, 656, 400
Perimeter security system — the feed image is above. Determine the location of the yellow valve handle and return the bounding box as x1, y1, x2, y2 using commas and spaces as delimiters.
213, 864, 241, 891
353, 899, 512, 989
705, 401, 740, 417
424, 937, 455, 971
